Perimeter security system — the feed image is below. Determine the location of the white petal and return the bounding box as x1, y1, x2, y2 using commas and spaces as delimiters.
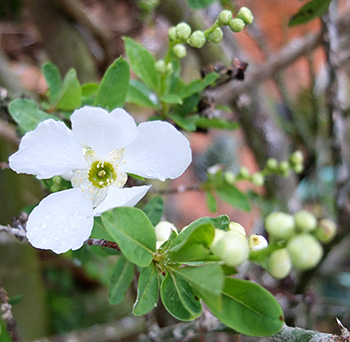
9, 119, 87, 179
93, 185, 151, 216
71, 106, 138, 158
119, 121, 192, 181
26, 189, 94, 254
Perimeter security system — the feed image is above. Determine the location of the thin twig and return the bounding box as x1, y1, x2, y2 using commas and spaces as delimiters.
0, 276, 20, 342
150, 184, 201, 195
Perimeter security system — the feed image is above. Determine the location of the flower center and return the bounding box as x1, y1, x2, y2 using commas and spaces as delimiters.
88, 161, 116, 188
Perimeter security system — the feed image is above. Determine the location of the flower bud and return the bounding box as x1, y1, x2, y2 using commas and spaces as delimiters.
168, 26, 177, 41
289, 150, 304, 166
166, 62, 174, 73
189, 30, 206, 48
265, 212, 295, 241
229, 18, 245, 32
293, 163, 304, 174
208, 27, 223, 43
173, 44, 187, 59
155, 221, 177, 241
219, 10, 233, 25
236, 7, 254, 25
268, 248, 292, 279
294, 210, 317, 232
155, 60, 167, 74
287, 233, 323, 270
266, 158, 279, 172
251, 172, 265, 187
314, 218, 337, 243
248, 234, 268, 251
214, 230, 249, 267
176, 22, 192, 40
239, 166, 250, 179
224, 171, 236, 184
209, 228, 226, 255
279, 161, 290, 177
229, 222, 246, 236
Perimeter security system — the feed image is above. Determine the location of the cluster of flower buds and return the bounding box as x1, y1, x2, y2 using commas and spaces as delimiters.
166, 6, 253, 61
266, 150, 304, 177
154, 221, 178, 249
264, 211, 336, 278
210, 222, 268, 267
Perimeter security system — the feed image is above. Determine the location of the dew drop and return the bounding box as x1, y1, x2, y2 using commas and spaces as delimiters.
69, 211, 80, 230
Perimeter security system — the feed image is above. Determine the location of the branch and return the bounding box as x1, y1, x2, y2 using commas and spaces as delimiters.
0, 276, 20, 342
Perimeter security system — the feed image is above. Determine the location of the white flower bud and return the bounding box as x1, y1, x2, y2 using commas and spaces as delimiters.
268, 248, 292, 279
155, 221, 177, 242
229, 222, 246, 236
188, 31, 206, 48
173, 44, 187, 59
208, 27, 223, 44
294, 210, 317, 232
229, 18, 245, 32
236, 7, 254, 25
289, 150, 304, 166
265, 212, 295, 241
218, 10, 233, 25
155, 60, 167, 74
176, 22, 192, 40
248, 234, 268, 251
168, 26, 177, 41
209, 228, 226, 255
238, 166, 250, 179
314, 218, 337, 243
251, 172, 265, 187
266, 158, 279, 172
224, 171, 236, 184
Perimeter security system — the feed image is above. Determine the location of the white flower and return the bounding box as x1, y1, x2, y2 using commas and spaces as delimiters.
9, 106, 192, 254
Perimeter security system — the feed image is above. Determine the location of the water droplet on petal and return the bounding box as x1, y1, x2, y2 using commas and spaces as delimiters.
69, 211, 80, 230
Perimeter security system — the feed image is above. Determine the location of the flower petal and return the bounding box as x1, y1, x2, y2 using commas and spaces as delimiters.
93, 185, 151, 216
119, 121, 192, 181
26, 188, 94, 254
71, 106, 138, 158
9, 119, 87, 179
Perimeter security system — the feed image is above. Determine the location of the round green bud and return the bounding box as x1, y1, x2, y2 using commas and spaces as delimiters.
166, 62, 174, 73
248, 234, 268, 251
173, 44, 187, 59
155, 221, 177, 241
251, 172, 265, 187
265, 212, 296, 241
210, 228, 226, 255
266, 158, 279, 172
236, 7, 254, 25
168, 26, 177, 41
268, 248, 292, 279
289, 150, 304, 166
176, 22, 192, 40
293, 163, 304, 174
189, 30, 206, 48
224, 171, 236, 184
279, 161, 290, 177
219, 10, 233, 25
239, 166, 250, 179
229, 222, 246, 236
208, 27, 224, 44
155, 60, 167, 74
287, 233, 323, 270
314, 218, 337, 243
294, 210, 317, 232
214, 230, 249, 267
229, 18, 245, 32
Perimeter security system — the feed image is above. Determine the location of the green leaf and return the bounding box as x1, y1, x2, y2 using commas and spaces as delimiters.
159, 94, 183, 104
173, 93, 200, 116
9, 99, 53, 132
160, 271, 202, 321
90, 216, 114, 241
167, 243, 219, 263
123, 37, 160, 92
194, 117, 238, 130
42, 62, 62, 104
206, 190, 217, 212
184, 215, 230, 233
216, 183, 251, 212
170, 114, 197, 132
143, 196, 164, 226
206, 278, 284, 336
55, 69, 82, 110
126, 80, 159, 109
94, 57, 130, 111
133, 263, 159, 315
288, 0, 331, 26
101, 207, 156, 267
187, 0, 216, 9
108, 255, 134, 305
82, 83, 99, 97
180, 73, 219, 99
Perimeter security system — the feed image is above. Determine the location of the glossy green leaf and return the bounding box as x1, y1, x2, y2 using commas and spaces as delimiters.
94, 57, 130, 111
108, 255, 134, 305
289, 0, 331, 26
170, 114, 197, 132
160, 271, 202, 321
180, 73, 219, 99
133, 263, 159, 315
187, 0, 216, 9
206, 278, 284, 336
184, 215, 230, 233
55, 69, 82, 110
90, 216, 114, 241
9, 99, 53, 132
167, 243, 218, 263
126, 80, 159, 109
143, 196, 164, 226
42, 62, 62, 104
123, 37, 160, 92
82, 83, 99, 97
216, 183, 251, 212
101, 207, 156, 267
206, 190, 217, 212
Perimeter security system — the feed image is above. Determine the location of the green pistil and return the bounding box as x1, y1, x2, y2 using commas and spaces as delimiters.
88, 161, 116, 188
